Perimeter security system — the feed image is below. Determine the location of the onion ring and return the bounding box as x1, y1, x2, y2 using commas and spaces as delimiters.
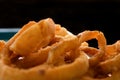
11, 23, 73, 69
1, 18, 120, 80
0, 49, 89, 80
99, 53, 120, 74
77, 30, 106, 66
46, 35, 79, 65
0, 33, 89, 80
9, 18, 55, 56
12, 46, 51, 68
96, 41, 120, 74
0, 21, 36, 64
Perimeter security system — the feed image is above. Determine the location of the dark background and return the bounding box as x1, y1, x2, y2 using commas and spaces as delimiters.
0, 0, 120, 44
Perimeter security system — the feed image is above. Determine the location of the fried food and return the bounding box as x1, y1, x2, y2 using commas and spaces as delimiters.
0, 18, 89, 80
0, 40, 5, 59
98, 41, 120, 74
0, 50, 88, 80
0, 40, 5, 52
0, 18, 120, 80
78, 30, 106, 66
10, 18, 55, 56
0, 21, 37, 64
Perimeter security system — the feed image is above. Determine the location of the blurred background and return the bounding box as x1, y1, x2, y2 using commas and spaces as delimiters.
0, 0, 120, 44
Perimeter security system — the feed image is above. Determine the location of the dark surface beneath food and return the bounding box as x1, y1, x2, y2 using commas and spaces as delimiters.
0, 0, 120, 45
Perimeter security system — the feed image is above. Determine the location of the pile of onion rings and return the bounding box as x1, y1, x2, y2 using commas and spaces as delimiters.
0, 18, 120, 80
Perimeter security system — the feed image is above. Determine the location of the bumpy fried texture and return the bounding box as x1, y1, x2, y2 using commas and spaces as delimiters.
0, 40, 5, 59
78, 31, 106, 66
0, 18, 120, 80
0, 40, 5, 52
0, 21, 37, 64
98, 41, 120, 74
9, 18, 55, 56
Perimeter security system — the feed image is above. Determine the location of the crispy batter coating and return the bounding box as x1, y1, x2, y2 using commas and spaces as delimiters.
0, 18, 120, 80
9, 18, 55, 56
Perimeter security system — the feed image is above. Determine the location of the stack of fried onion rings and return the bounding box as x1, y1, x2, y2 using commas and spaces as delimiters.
0, 18, 120, 80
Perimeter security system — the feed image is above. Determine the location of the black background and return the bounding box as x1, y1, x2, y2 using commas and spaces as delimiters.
0, 0, 120, 44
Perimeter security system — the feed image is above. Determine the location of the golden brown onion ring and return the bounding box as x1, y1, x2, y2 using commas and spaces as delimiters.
12, 46, 51, 69
0, 50, 88, 80
11, 24, 72, 68
45, 51, 89, 80
97, 41, 120, 74
46, 35, 79, 65
0, 34, 89, 80
9, 18, 55, 56
98, 53, 120, 74
0, 21, 36, 64
77, 31, 106, 66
